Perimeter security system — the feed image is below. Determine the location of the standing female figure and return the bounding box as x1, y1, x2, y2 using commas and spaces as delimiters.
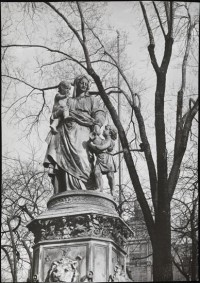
44, 75, 106, 193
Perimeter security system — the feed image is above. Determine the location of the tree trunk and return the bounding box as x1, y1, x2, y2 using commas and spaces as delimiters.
191, 204, 198, 281
7, 218, 17, 283
152, 203, 173, 281
151, 68, 173, 281
89, 70, 156, 242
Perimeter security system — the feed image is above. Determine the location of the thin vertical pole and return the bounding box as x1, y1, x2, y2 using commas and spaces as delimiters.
117, 30, 122, 215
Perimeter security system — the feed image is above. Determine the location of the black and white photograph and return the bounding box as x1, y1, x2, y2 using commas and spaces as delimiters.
1, 2, 199, 282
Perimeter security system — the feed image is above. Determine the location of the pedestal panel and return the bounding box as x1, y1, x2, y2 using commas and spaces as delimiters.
32, 238, 126, 282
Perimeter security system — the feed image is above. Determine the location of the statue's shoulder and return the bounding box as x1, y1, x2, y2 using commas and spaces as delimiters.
88, 94, 102, 109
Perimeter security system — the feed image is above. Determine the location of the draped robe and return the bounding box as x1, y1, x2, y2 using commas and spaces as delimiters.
44, 94, 106, 191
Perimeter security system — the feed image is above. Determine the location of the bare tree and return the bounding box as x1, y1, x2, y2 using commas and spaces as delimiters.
1, 154, 52, 282
1, 2, 199, 281
171, 153, 198, 281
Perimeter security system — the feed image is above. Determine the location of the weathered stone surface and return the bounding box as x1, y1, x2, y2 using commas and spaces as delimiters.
28, 214, 131, 249
35, 73, 134, 281
46, 190, 118, 217
43, 75, 106, 193
27, 192, 133, 248
28, 192, 134, 282
32, 239, 127, 282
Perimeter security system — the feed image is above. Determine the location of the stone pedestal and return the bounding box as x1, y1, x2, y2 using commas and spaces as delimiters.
27, 191, 133, 282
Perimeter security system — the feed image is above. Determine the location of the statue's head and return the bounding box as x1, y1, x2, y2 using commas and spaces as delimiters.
58, 81, 71, 96
72, 75, 90, 97
104, 125, 117, 140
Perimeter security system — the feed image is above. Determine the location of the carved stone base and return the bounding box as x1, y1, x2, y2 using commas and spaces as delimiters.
47, 190, 119, 217
27, 191, 134, 282
32, 238, 127, 282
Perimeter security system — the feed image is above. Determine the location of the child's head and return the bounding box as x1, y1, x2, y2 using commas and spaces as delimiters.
103, 125, 117, 140
58, 81, 71, 96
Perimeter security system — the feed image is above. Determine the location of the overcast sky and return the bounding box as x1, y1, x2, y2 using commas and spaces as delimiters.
2, 2, 199, 164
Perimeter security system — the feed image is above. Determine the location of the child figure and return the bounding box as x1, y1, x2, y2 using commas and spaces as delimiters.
50, 81, 71, 134
89, 125, 117, 195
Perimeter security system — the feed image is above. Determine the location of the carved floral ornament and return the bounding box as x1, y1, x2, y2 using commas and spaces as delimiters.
29, 214, 133, 248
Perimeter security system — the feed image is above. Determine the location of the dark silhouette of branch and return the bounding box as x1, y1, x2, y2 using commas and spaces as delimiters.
19, 204, 34, 220
2, 74, 58, 91
164, 2, 170, 30
140, 1, 159, 74
1, 246, 15, 281
113, 146, 144, 156
1, 43, 87, 70
152, 1, 166, 38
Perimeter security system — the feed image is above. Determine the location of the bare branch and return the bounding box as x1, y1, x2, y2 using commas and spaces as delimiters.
7, 218, 17, 282
164, 1, 170, 30
172, 252, 190, 281
113, 148, 144, 156
168, 97, 198, 200
1, 43, 87, 70
1, 246, 15, 281
140, 1, 160, 73
76, 2, 86, 42
174, 18, 196, 160
39, 58, 68, 69
45, 2, 83, 44
152, 1, 166, 38
45, 2, 92, 70
168, 1, 174, 38
140, 1, 155, 45
2, 74, 58, 92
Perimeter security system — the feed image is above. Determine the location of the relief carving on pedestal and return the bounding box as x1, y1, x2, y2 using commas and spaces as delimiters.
80, 271, 94, 282
30, 214, 131, 248
45, 255, 82, 283
108, 264, 132, 282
